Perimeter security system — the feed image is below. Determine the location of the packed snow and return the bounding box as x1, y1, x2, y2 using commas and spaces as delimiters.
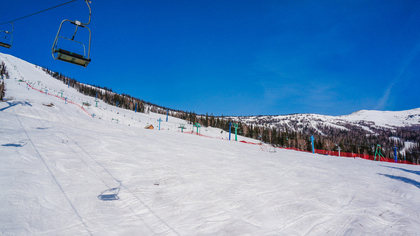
342, 109, 420, 128
1, 52, 420, 235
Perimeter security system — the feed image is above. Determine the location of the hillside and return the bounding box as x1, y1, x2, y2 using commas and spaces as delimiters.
227, 109, 420, 134
1, 52, 420, 235
3, 51, 418, 162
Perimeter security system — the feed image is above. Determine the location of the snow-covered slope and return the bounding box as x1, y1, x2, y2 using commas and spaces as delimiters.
1, 52, 420, 235
342, 109, 420, 127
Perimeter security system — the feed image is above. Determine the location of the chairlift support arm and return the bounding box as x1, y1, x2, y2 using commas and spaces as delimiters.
0, 22, 14, 49
82, 0, 92, 26
1, 22, 14, 34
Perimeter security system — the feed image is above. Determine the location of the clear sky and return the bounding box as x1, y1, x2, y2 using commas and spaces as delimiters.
1, 0, 420, 116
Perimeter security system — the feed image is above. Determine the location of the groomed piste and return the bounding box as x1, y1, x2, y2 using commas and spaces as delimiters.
1, 52, 420, 235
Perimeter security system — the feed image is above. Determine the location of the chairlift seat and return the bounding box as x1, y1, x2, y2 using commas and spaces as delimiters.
54, 48, 91, 67
0, 42, 12, 49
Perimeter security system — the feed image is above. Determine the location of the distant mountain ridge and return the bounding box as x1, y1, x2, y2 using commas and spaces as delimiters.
226, 108, 420, 135
223, 108, 419, 164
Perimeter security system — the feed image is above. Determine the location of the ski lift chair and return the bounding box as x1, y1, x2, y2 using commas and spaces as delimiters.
52, 0, 92, 67
0, 41, 11, 49
0, 22, 14, 49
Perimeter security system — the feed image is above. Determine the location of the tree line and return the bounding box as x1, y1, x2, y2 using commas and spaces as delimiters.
0, 61, 10, 100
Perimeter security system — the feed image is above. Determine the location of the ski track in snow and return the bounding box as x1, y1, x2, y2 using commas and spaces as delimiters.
1, 52, 420, 235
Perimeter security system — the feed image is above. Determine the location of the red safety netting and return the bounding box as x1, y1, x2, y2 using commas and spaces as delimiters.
311, 149, 416, 164
27, 82, 93, 117
212, 137, 417, 165
272, 146, 417, 165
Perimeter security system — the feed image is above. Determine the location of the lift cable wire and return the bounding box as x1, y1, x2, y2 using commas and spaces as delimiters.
0, 0, 78, 26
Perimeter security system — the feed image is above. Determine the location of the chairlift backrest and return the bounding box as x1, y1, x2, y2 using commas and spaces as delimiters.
52, 0, 92, 67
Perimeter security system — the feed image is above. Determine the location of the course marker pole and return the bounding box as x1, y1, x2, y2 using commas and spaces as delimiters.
178, 124, 186, 133
194, 122, 201, 134
393, 146, 398, 163
229, 122, 232, 140
233, 123, 239, 141
310, 135, 315, 154
157, 118, 162, 130
374, 144, 385, 161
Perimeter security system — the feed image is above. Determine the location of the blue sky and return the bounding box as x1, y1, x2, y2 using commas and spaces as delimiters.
1, 0, 420, 116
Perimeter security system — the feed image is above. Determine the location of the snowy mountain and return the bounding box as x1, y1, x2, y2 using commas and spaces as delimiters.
1, 52, 420, 235
227, 108, 420, 135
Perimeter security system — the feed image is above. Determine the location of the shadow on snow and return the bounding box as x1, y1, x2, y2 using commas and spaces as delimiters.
98, 183, 121, 201
382, 165, 420, 177
0, 101, 32, 112
1, 143, 27, 147
378, 173, 420, 189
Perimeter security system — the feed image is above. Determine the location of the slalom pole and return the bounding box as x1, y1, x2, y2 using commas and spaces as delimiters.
394, 146, 398, 163
229, 122, 231, 141
157, 118, 162, 130
310, 135, 315, 154
233, 123, 238, 141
